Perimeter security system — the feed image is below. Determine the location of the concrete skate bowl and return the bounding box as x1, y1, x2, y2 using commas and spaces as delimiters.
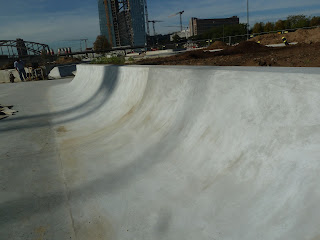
1, 64, 320, 240
48, 64, 77, 79
47, 65, 320, 239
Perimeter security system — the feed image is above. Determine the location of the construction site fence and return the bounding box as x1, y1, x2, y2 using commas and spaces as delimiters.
172, 25, 320, 48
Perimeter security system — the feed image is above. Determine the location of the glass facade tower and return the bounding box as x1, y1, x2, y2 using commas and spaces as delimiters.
98, 0, 116, 46
98, 0, 146, 47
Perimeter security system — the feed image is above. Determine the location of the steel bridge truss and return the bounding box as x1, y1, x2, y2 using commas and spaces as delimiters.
0, 39, 50, 58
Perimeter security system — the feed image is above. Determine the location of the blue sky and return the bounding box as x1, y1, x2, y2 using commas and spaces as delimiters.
1, 0, 320, 49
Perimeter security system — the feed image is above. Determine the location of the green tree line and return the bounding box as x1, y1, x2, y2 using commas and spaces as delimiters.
190, 24, 248, 41
252, 15, 320, 33
188, 15, 320, 42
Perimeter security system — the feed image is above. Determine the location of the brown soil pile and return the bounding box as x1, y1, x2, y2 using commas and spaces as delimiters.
250, 27, 320, 45
159, 42, 269, 62
207, 41, 227, 50
249, 33, 282, 45
223, 41, 270, 54
137, 43, 320, 67
289, 28, 320, 44
180, 50, 213, 59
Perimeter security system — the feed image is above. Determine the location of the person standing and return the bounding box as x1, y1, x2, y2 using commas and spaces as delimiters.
14, 59, 27, 82
282, 37, 289, 46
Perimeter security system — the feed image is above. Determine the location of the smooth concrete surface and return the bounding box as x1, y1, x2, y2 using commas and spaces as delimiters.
0, 79, 75, 240
141, 50, 187, 60
1, 65, 320, 240
266, 42, 298, 47
207, 49, 224, 52
146, 49, 174, 56
48, 64, 77, 79
126, 52, 140, 57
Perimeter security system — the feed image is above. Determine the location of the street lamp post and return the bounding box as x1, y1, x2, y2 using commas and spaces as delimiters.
247, 0, 249, 40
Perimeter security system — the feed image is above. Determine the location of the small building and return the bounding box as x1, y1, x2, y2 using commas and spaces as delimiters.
189, 16, 239, 36
170, 29, 191, 41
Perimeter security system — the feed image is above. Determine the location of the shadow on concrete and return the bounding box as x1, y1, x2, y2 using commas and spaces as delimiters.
0, 113, 184, 228
56, 64, 77, 78
0, 74, 211, 231
0, 66, 119, 132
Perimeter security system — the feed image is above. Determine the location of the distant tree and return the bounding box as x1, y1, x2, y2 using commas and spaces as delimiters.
286, 15, 310, 29
310, 16, 320, 26
274, 20, 286, 30
252, 22, 265, 33
93, 35, 112, 53
264, 22, 274, 32
157, 34, 171, 45
224, 24, 247, 36
172, 34, 182, 43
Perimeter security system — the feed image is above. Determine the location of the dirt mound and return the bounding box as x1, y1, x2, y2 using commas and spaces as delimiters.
289, 28, 320, 44
249, 27, 320, 45
137, 43, 320, 67
207, 41, 227, 50
178, 50, 212, 59
249, 33, 282, 45
223, 41, 270, 54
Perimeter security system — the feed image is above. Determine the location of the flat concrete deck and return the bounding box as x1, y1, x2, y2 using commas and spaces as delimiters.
1, 65, 320, 240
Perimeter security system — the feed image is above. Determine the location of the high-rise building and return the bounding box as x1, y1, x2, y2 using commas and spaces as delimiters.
98, 0, 146, 47
189, 16, 239, 36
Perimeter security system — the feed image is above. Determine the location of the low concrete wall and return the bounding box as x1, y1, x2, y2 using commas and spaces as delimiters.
126, 53, 140, 57
146, 49, 173, 56
0, 68, 29, 83
0, 63, 79, 83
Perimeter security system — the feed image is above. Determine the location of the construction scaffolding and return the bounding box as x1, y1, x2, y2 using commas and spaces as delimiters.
110, 0, 121, 46
144, 0, 150, 36
111, 0, 133, 46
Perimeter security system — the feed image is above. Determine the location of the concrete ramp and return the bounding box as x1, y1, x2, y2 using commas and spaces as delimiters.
1, 65, 320, 240
48, 64, 77, 79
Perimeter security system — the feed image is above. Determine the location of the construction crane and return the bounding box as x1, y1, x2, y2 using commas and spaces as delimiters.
80, 39, 88, 51
144, 0, 150, 36
169, 10, 184, 32
148, 20, 163, 36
